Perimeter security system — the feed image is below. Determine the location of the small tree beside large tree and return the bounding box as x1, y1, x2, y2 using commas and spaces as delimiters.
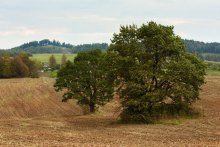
53, 22, 206, 123
54, 49, 114, 113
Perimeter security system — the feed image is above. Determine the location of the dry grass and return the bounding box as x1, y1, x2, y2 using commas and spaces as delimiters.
0, 77, 219, 146
0, 77, 82, 119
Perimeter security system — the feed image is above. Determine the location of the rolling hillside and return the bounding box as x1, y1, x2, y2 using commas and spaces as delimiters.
0, 39, 108, 55
1, 39, 220, 62
0, 77, 119, 119
0, 77, 83, 118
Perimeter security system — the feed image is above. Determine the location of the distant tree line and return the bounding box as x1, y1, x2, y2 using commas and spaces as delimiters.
19, 39, 74, 49
73, 43, 108, 53
184, 39, 220, 62
184, 39, 220, 53
11, 46, 71, 54
201, 54, 220, 62
0, 39, 108, 54
0, 53, 41, 78
1, 39, 220, 59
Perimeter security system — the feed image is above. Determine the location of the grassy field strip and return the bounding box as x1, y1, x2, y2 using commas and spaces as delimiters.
31, 54, 77, 64
30, 54, 220, 76
205, 60, 220, 64
206, 69, 220, 76
205, 60, 220, 76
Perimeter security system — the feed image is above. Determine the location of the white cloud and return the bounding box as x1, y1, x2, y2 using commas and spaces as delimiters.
22, 28, 38, 36
44, 14, 118, 24
153, 18, 193, 26
0, 31, 16, 36
70, 15, 117, 22
78, 32, 113, 43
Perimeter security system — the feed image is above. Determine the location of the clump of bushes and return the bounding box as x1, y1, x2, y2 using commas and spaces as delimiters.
0, 52, 41, 78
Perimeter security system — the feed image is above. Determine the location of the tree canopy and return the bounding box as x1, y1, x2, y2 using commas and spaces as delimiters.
54, 49, 114, 113
108, 22, 206, 123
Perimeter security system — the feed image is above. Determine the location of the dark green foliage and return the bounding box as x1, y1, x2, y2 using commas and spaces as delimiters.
2, 55, 14, 78
54, 49, 114, 113
12, 39, 74, 53
73, 43, 108, 53
108, 22, 206, 123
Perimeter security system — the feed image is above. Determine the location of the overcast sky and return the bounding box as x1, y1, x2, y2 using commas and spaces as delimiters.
0, 0, 219, 49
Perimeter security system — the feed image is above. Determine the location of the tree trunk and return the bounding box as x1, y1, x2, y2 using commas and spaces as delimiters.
89, 103, 95, 113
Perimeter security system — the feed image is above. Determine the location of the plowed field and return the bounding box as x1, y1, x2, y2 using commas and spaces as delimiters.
0, 77, 219, 146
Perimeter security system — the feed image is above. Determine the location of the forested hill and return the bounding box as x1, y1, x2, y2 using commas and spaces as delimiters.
1, 39, 220, 55
0, 39, 108, 54
184, 39, 220, 53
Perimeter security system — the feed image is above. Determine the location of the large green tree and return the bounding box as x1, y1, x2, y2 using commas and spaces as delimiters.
54, 49, 113, 113
108, 22, 206, 123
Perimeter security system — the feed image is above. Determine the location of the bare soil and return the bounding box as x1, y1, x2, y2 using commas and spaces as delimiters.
0, 76, 219, 146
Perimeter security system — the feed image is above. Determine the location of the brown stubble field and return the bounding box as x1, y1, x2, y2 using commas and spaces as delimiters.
0, 76, 219, 146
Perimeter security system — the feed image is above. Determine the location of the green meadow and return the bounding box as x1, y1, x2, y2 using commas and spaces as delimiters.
31, 54, 77, 64
206, 69, 220, 76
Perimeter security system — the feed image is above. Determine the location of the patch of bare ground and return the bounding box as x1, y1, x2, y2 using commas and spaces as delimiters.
0, 76, 219, 146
